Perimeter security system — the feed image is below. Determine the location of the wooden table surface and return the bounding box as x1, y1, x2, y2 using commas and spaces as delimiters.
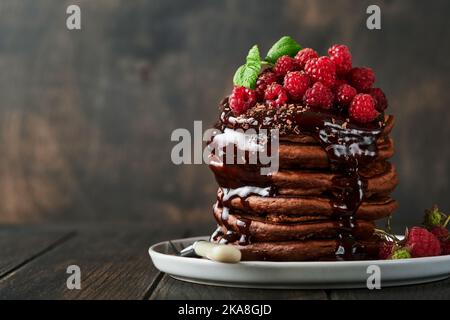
1, 225, 450, 300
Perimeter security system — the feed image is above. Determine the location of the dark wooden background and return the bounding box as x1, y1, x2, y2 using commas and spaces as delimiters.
0, 0, 449, 233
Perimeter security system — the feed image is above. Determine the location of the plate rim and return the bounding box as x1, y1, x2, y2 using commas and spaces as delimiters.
149, 235, 450, 267
148, 236, 450, 289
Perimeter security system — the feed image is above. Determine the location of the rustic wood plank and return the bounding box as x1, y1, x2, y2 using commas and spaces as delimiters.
0, 1, 449, 232
329, 277, 450, 300
150, 275, 327, 300
0, 226, 74, 279
0, 226, 185, 300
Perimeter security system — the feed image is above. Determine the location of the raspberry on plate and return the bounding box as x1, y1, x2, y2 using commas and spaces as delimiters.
273, 55, 299, 76
431, 226, 449, 241
304, 56, 336, 88
335, 84, 357, 107
255, 70, 278, 101
367, 87, 388, 112
328, 44, 352, 75
294, 48, 318, 69
442, 240, 450, 255
406, 227, 442, 258
283, 71, 310, 101
264, 83, 288, 107
349, 93, 379, 123
378, 241, 395, 259
303, 82, 334, 109
229, 86, 257, 115
348, 67, 375, 92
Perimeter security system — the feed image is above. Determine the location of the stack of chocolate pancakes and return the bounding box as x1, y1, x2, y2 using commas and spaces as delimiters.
208, 101, 398, 261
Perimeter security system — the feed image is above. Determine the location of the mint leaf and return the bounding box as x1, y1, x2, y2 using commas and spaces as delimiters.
246, 45, 260, 67
233, 45, 261, 89
233, 65, 259, 89
265, 36, 301, 64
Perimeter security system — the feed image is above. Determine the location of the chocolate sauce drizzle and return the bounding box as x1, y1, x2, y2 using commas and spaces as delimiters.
296, 111, 382, 260
210, 101, 385, 260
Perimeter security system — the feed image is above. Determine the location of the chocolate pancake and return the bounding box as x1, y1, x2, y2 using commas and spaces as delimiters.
218, 189, 397, 220
212, 237, 381, 261
207, 98, 398, 261
211, 161, 397, 197
279, 137, 394, 169
213, 205, 375, 242
279, 115, 394, 143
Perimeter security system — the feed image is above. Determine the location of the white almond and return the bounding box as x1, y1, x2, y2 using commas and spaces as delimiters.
206, 245, 242, 263
193, 241, 215, 257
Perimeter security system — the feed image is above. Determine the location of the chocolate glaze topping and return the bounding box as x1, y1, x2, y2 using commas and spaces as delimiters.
210, 99, 386, 260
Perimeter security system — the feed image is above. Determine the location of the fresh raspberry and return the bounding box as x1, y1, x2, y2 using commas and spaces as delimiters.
294, 48, 318, 69
348, 67, 375, 92
349, 94, 379, 123
328, 44, 352, 75
431, 226, 449, 241
378, 241, 395, 259
304, 56, 336, 88
255, 71, 278, 101
333, 78, 347, 91
367, 88, 388, 112
441, 240, 450, 255
303, 82, 334, 109
406, 227, 442, 258
283, 71, 310, 101
264, 83, 288, 107
273, 55, 298, 76
229, 86, 257, 115
335, 84, 357, 107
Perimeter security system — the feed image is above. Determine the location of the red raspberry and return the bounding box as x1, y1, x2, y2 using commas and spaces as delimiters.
328, 44, 352, 75
283, 71, 310, 101
348, 67, 375, 92
273, 55, 298, 76
229, 86, 257, 115
333, 78, 347, 91
303, 82, 334, 109
335, 84, 357, 107
264, 83, 288, 107
431, 226, 449, 241
255, 71, 278, 101
367, 87, 388, 112
378, 241, 395, 259
441, 240, 450, 255
406, 227, 442, 258
294, 48, 318, 69
349, 94, 379, 123
304, 56, 336, 88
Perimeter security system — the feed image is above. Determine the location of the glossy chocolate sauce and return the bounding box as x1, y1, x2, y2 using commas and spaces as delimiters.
210, 100, 385, 260
295, 110, 382, 260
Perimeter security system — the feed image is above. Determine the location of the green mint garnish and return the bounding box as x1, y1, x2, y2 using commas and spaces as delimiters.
233, 45, 261, 89
265, 36, 302, 64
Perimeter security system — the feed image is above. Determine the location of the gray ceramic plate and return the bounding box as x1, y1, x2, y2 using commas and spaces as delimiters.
149, 236, 450, 289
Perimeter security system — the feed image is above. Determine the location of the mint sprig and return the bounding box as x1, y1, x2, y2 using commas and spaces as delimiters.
265, 36, 301, 64
232, 36, 302, 89
233, 45, 261, 89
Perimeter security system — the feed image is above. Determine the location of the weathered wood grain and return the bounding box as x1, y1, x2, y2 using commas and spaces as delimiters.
0, 226, 74, 280
2, 226, 450, 300
0, 0, 449, 232
0, 226, 185, 300
150, 275, 328, 300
